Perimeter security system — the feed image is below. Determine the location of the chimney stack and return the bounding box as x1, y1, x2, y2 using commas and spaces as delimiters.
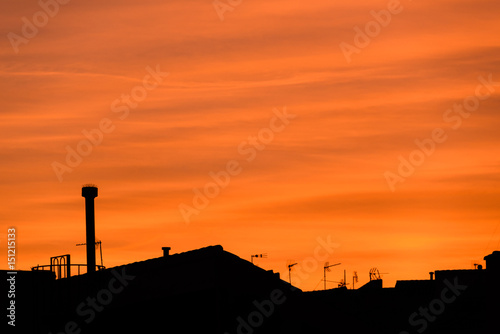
162, 247, 171, 257
82, 185, 98, 273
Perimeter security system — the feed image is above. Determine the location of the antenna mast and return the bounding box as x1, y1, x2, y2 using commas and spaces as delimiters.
287, 262, 297, 284
323, 262, 341, 290
76, 240, 103, 267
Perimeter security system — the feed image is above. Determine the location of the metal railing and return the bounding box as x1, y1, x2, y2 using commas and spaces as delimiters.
31, 263, 105, 279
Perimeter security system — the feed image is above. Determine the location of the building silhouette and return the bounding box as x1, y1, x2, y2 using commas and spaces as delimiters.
2, 187, 499, 333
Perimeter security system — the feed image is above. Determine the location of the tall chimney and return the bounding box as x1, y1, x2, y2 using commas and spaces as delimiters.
82, 185, 98, 273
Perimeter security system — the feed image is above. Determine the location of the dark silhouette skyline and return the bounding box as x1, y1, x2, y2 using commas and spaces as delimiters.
4, 245, 500, 333
3, 186, 500, 333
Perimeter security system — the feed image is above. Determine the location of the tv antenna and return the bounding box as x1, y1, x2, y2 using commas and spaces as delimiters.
369, 267, 388, 281
287, 260, 298, 285
251, 253, 267, 264
353, 271, 358, 289
471, 260, 483, 270
337, 269, 350, 288
323, 262, 341, 290
76, 239, 103, 267
369, 268, 381, 281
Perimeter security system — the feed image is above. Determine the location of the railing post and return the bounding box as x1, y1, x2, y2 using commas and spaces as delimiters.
67, 254, 71, 278
57, 258, 61, 280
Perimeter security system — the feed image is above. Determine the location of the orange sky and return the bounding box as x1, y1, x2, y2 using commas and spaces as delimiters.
1, 0, 500, 289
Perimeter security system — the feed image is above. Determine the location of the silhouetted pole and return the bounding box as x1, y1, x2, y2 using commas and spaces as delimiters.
82, 185, 98, 274
288, 263, 297, 284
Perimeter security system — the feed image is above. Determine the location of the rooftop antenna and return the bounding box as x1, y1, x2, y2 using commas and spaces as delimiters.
323, 262, 341, 290
251, 253, 267, 264
471, 260, 483, 270
369, 267, 389, 281
76, 239, 103, 268
287, 260, 297, 285
369, 268, 381, 281
353, 271, 358, 289
337, 269, 350, 288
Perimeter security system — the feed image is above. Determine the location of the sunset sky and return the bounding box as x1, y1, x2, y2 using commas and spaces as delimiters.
1, 0, 500, 289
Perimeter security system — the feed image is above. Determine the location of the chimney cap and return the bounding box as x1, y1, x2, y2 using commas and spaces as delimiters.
82, 185, 98, 198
